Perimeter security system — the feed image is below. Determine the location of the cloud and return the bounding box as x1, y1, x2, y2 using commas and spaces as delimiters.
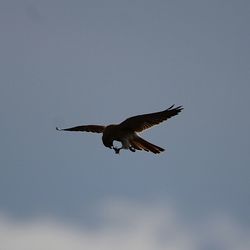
0, 200, 249, 250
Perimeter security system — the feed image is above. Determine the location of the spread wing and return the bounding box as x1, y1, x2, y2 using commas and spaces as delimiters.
119, 105, 183, 132
56, 125, 105, 133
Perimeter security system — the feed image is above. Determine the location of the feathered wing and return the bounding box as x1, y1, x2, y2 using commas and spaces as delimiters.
56, 125, 105, 133
119, 105, 183, 132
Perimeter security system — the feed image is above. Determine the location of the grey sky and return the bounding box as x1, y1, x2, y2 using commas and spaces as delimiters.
0, 0, 250, 248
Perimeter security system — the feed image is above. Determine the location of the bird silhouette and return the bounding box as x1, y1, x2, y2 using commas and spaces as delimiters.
56, 105, 183, 154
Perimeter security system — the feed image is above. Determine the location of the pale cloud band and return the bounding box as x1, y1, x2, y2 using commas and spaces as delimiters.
0, 200, 249, 250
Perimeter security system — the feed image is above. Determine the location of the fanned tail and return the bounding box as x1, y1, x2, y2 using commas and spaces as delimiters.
132, 136, 165, 154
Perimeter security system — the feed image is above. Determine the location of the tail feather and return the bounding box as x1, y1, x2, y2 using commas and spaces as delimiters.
130, 141, 143, 151
133, 140, 149, 152
132, 136, 165, 154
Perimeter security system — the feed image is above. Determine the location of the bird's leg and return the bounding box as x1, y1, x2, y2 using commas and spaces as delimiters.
113, 146, 136, 154
129, 146, 136, 152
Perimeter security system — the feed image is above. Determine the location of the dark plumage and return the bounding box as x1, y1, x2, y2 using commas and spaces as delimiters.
57, 105, 183, 154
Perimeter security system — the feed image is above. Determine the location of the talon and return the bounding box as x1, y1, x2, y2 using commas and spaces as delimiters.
129, 146, 136, 152
113, 147, 121, 154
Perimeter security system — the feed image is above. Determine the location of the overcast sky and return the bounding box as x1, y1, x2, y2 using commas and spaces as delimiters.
0, 0, 250, 249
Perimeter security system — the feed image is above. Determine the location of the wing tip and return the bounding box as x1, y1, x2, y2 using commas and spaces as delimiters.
167, 104, 184, 112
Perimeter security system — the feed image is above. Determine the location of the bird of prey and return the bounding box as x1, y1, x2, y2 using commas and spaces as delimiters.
56, 105, 183, 154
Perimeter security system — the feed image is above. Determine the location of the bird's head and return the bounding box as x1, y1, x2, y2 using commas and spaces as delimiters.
102, 124, 117, 149
102, 135, 113, 149
102, 137, 113, 148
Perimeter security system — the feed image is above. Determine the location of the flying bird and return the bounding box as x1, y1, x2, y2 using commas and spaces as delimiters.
56, 105, 183, 154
